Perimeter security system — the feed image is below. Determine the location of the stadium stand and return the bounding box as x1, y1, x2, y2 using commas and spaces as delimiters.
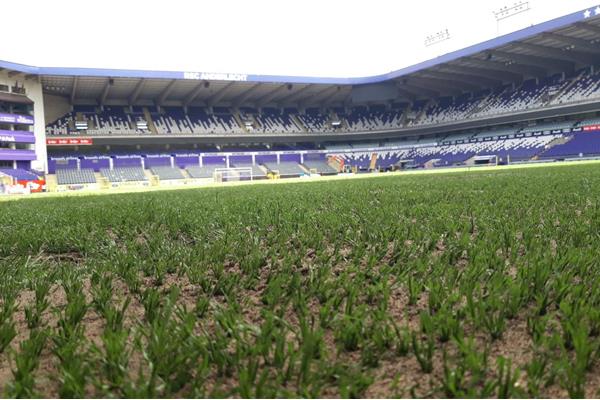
41, 69, 600, 138
46, 113, 74, 136
185, 165, 223, 179
296, 109, 330, 132
540, 131, 600, 159
550, 69, 600, 105
150, 166, 185, 180
337, 134, 561, 168
154, 107, 193, 134
230, 163, 268, 179
100, 167, 147, 182
185, 108, 244, 134
264, 162, 306, 177
254, 108, 303, 133
56, 168, 97, 185
0, 169, 42, 180
302, 159, 338, 174
86, 107, 139, 135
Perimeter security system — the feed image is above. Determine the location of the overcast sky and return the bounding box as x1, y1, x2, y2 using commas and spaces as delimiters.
7, 0, 600, 77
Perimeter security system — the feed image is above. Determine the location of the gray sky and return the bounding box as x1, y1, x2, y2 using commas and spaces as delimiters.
7, 0, 600, 77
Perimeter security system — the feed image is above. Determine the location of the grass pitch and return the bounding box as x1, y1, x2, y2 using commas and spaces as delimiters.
1, 164, 600, 397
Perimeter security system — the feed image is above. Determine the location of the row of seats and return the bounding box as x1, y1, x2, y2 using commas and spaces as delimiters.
100, 167, 147, 182
253, 109, 303, 134
0, 168, 42, 181
339, 135, 560, 169
303, 160, 338, 174
56, 168, 96, 185
52, 160, 333, 184
150, 166, 185, 180
541, 131, 600, 158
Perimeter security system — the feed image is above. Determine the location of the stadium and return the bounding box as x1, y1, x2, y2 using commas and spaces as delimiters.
3, 1, 600, 398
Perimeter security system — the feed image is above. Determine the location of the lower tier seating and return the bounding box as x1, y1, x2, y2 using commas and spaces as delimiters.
56, 168, 97, 185
100, 167, 147, 182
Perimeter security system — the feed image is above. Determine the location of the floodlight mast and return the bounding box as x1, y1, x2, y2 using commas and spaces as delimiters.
493, 1, 531, 34
424, 28, 451, 48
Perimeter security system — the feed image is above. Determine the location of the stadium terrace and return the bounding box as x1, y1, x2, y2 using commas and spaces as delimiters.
2, 5, 600, 192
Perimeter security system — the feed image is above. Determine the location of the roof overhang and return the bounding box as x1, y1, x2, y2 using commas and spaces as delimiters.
4, 4, 599, 106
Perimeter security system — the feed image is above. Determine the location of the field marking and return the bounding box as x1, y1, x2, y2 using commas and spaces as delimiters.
2, 158, 600, 202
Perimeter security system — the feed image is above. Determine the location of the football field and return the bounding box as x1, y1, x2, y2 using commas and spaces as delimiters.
1, 162, 600, 397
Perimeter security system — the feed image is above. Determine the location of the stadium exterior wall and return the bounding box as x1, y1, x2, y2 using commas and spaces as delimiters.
0, 71, 46, 172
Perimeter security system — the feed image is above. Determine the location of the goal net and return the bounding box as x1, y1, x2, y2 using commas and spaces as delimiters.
213, 167, 253, 183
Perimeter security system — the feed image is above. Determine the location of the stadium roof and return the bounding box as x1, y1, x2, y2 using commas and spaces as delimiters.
5, 5, 600, 107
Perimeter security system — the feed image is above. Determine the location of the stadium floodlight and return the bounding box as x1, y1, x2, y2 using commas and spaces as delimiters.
493, 1, 530, 22
424, 29, 451, 47
424, 29, 450, 47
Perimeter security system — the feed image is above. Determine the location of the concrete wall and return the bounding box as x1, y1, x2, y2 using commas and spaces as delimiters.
0, 71, 47, 172
44, 94, 71, 126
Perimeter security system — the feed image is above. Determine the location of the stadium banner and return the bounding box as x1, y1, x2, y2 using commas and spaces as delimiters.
0, 130, 35, 143
0, 113, 34, 125
114, 154, 141, 159
82, 155, 110, 160
46, 138, 93, 146
583, 125, 600, 131
0, 178, 45, 194
0, 149, 36, 161
183, 72, 248, 82
145, 154, 171, 158
17, 179, 45, 193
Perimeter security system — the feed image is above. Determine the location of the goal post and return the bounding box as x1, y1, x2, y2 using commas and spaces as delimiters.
213, 167, 254, 183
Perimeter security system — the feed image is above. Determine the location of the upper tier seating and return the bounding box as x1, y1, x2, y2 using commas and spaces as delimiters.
46, 114, 74, 136
155, 108, 245, 135
297, 109, 330, 132
551, 70, 600, 105
344, 107, 403, 131
254, 109, 303, 133
86, 107, 139, 135
45, 69, 600, 137
56, 168, 97, 185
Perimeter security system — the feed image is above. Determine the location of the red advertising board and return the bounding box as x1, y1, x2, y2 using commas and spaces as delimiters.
17, 179, 46, 193
583, 126, 600, 131
46, 138, 93, 146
